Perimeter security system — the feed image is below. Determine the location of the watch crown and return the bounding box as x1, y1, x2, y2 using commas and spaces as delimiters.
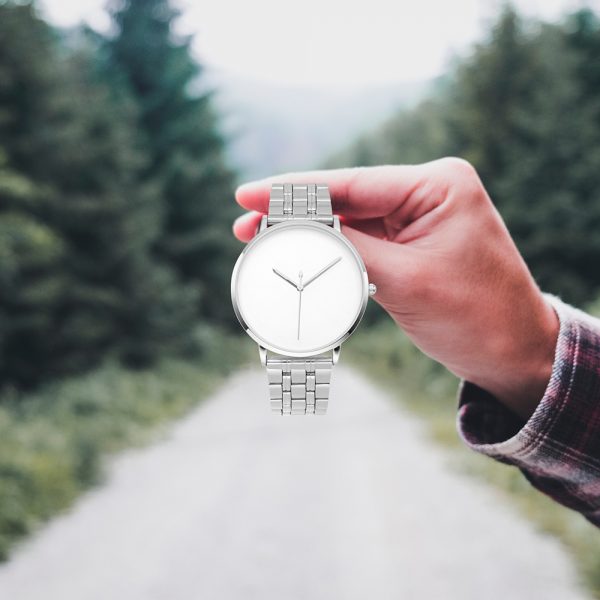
368, 283, 377, 296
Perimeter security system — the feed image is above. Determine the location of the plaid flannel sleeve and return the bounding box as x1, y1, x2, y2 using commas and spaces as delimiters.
457, 294, 600, 526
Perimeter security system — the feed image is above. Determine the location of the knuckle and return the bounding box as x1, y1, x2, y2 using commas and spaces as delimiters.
439, 156, 478, 179
341, 167, 367, 208
437, 157, 486, 204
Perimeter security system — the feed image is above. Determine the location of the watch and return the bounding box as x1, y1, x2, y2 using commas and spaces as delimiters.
231, 183, 376, 415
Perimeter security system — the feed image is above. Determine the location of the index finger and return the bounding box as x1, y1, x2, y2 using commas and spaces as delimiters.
235, 164, 430, 220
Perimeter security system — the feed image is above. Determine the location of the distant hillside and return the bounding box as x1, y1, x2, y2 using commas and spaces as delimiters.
206, 70, 429, 180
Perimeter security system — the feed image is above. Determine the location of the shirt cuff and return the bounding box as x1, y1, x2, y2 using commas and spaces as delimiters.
456, 294, 600, 521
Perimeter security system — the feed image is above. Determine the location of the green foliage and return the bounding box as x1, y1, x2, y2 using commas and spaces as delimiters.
447, 9, 600, 306
0, 0, 248, 557
0, 0, 240, 389
105, 0, 239, 324
0, 328, 252, 561
331, 6, 600, 307
0, 148, 67, 384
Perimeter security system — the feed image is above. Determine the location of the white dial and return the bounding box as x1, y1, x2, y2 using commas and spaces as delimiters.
232, 221, 368, 356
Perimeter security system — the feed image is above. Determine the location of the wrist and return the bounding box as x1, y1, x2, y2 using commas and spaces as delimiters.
467, 294, 560, 420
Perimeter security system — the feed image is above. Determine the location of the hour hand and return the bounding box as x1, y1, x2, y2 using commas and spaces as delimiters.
272, 267, 298, 290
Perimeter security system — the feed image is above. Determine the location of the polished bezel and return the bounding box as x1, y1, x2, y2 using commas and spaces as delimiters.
231, 220, 369, 357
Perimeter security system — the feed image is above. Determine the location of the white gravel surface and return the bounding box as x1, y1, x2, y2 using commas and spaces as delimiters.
0, 367, 588, 600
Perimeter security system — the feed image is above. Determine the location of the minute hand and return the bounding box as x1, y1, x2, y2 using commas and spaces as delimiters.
302, 257, 342, 288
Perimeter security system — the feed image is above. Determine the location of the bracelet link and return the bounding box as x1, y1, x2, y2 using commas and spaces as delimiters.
267, 183, 333, 225
265, 351, 333, 415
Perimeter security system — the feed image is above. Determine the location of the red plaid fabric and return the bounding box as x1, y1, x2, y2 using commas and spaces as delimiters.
457, 295, 600, 527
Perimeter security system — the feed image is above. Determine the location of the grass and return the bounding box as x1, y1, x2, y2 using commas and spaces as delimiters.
0, 327, 254, 561
344, 320, 600, 598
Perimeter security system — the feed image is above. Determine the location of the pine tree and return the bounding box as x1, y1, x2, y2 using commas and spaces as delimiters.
443, 7, 541, 190
447, 8, 600, 304
567, 9, 600, 106
0, 148, 66, 385
0, 2, 197, 386
105, 0, 239, 325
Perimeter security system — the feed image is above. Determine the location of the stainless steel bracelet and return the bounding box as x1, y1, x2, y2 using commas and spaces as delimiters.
264, 183, 334, 415
267, 183, 333, 225
267, 355, 332, 415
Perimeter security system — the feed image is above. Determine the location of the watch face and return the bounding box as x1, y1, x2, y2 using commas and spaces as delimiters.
231, 220, 368, 357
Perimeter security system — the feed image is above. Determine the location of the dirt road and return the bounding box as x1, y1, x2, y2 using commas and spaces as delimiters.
0, 368, 587, 599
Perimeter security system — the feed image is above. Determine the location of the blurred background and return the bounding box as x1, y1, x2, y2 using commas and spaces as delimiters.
1, 0, 600, 597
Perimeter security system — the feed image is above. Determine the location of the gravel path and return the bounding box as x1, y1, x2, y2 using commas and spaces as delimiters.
0, 367, 588, 600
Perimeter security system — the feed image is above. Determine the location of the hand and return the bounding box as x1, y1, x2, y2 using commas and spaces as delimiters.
233, 158, 559, 420
272, 267, 299, 290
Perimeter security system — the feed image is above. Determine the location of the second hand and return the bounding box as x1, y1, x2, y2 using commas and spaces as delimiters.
297, 270, 303, 340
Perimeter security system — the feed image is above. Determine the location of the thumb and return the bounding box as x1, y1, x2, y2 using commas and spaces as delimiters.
341, 225, 419, 308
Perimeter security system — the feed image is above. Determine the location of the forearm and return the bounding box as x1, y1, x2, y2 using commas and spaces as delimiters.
459, 290, 560, 421
457, 295, 600, 526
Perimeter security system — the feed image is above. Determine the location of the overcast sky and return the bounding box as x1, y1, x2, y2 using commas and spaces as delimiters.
41, 0, 598, 85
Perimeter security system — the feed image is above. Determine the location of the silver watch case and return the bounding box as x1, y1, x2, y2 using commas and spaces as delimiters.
231, 219, 369, 358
